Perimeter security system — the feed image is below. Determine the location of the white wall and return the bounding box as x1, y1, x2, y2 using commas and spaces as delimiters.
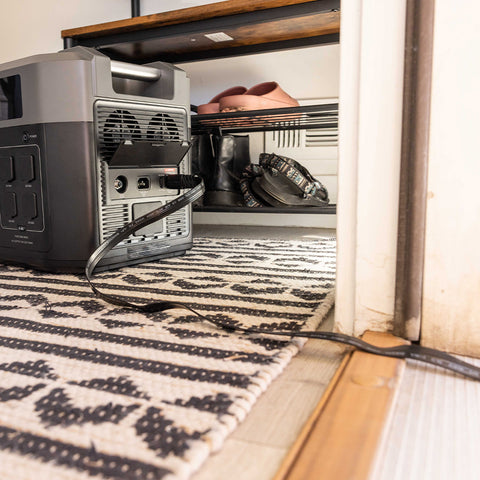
420, 0, 480, 356
180, 45, 339, 107
0, 1, 221, 63
0, 0, 128, 62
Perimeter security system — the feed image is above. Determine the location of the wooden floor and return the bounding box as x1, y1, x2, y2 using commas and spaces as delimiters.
277, 332, 407, 480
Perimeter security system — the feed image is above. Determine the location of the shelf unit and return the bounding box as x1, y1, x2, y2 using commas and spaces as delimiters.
61, 0, 340, 64
192, 104, 338, 215
61, 0, 340, 216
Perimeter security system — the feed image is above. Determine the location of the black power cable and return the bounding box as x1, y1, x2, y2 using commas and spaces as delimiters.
86, 174, 480, 382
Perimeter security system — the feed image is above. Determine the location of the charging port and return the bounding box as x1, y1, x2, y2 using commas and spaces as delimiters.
114, 175, 127, 193
137, 177, 150, 190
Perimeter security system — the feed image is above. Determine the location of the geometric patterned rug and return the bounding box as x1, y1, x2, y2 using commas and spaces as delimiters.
0, 236, 335, 480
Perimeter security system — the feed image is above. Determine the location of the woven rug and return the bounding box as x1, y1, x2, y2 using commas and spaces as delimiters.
0, 236, 335, 480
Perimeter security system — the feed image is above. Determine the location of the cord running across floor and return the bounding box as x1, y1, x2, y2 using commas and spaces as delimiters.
85, 174, 480, 383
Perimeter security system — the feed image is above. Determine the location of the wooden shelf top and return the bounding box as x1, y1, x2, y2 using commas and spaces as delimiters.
61, 0, 340, 63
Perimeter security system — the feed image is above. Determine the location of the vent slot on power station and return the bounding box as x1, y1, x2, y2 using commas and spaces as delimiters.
95, 104, 186, 163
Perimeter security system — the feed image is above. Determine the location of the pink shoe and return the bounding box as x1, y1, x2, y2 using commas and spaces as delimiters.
219, 81, 299, 112
197, 86, 247, 114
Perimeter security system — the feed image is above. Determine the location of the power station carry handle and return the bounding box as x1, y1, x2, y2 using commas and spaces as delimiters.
110, 61, 161, 81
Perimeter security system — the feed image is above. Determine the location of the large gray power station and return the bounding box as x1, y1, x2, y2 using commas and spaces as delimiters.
0, 47, 193, 271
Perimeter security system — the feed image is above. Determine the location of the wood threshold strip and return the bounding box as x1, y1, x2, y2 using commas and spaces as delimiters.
274, 332, 408, 480
61, 0, 320, 39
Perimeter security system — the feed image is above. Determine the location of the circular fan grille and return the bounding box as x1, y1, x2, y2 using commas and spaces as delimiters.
103, 109, 141, 145
147, 113, 180, 142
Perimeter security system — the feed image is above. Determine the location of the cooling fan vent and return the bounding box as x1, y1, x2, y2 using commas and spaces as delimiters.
95, 104, 186, 163
104, 109, 141, 142
100, 109, 140, 161
147, 113, 180, 142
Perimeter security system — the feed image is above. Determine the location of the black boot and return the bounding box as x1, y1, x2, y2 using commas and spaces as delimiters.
192, 134, 250, 206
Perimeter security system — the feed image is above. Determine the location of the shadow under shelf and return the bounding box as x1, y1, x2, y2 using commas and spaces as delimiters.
193, 204, 337, 214
191, 103, 339, 134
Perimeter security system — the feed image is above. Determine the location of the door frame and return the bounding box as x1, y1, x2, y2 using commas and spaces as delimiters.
335, 0, 410, 336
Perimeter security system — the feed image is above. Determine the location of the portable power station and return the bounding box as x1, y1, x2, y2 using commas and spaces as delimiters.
0, 46, 192, 272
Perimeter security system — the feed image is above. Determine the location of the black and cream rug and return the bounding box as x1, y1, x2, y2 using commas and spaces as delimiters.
0, 236, 335, 480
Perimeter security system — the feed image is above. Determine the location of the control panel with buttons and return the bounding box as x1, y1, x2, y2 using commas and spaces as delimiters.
0, 145, 44, 232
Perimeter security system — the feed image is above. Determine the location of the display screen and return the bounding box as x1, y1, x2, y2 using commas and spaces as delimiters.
0, 74, 23, 121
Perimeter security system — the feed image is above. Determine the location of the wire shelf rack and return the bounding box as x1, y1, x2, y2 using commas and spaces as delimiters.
191, 103, 339, 134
